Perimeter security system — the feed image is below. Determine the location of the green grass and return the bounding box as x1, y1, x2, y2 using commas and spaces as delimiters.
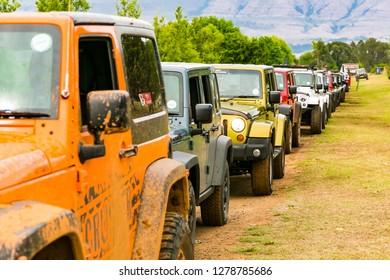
235, 73, 390, 260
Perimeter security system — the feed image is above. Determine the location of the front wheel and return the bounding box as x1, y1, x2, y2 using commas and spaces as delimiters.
159, 212, 194, 260
322, 103, 327, 129
292, 117, 301, 147
285, 119, 292, 154
200, 160, 230, 226
251, 143, 273, 196
327, 99, 332, 119
310, 105, 322, 134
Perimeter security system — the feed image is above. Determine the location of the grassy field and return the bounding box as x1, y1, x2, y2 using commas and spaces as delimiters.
236, 72, 390, 260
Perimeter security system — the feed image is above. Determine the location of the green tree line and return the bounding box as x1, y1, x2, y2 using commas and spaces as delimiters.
2, 0, 389, 71
299, 39, 390, 72
153, 7, 295, 65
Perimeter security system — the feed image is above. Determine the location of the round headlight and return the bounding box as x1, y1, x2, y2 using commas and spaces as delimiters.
231, 118, 245, 132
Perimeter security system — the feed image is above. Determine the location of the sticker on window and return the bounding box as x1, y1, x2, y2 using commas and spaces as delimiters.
31, 33, 52, 52
139, 92, 152, 106
167, 100, 177, 109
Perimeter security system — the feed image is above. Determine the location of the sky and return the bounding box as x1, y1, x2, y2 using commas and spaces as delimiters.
18, 0, 193, 24
15, 0, 390, 55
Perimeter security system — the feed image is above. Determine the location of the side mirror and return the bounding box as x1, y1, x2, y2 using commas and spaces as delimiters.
79, 90, 130, 163
289, 86, 297, 95
195, 104, 213, 124
87, 90, 130, 143
269, 91, 280, 105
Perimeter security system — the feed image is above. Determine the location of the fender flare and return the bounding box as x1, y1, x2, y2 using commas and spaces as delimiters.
279, 104, 292, 118
211, 135, 233, 186
132, 158, 189, 260
249, 120, 274, 138
274, 113, 287, 147
0, 200, 84, 260
293, 101, 302, 124
172, 150, 200, 201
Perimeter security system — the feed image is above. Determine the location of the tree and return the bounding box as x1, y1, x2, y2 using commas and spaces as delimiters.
191, 21, 224, 63
312, 39, 334, 69
0, 0, 21, 12
35, 0, 91, 12
154, 8, 295, 65
190, 16, 251, 63
154, 7, 200, 62
298, 51, 316, 67
115, 0, 141, 19
327, 41, 357, 69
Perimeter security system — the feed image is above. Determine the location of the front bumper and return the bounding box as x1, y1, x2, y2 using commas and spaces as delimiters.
233, 137, 272, 161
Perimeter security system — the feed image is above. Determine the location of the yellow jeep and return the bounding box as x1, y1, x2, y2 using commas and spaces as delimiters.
214, 64, 286, 196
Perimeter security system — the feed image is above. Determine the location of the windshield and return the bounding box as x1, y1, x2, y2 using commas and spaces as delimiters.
275, 72, 284, 90
216, 69, 262, 98
294, 72, 314, 87
162, 71, 183, 115
0, 24, 61, 118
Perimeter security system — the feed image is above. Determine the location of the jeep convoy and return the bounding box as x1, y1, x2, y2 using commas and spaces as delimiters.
0, 12, 193, 260
0, 12, 355, 260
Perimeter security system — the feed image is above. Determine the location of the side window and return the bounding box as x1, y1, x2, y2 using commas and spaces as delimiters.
201, 74, 212, 104
189, 76, 201, 123
121, 35, 167, 144
78, 37, 117, 126
269, 71, 277, 91
210, 73, 220, 113
189, 74, 213, 123
121, 35, 164, 119
265, 71, 271, 94
287, 73, 293, 86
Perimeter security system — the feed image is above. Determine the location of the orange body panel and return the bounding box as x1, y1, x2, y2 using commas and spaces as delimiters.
0, 12, 189, 260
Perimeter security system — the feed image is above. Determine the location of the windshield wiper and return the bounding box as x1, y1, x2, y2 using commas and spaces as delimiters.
0, 110, 50, 118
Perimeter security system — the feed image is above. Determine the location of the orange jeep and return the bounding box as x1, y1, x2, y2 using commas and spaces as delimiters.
0, 12, 193, 260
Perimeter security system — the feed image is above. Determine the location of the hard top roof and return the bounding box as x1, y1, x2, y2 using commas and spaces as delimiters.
213, 64, 274, 71
274, 67, 294, 73
161, 62, 214, 72
1, 12, 153, 29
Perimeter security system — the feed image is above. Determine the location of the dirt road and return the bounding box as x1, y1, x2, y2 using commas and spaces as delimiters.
195, 130, 313, 260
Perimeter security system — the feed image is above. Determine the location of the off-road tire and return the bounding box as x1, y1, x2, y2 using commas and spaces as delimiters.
200, 160, 230, 226
285, 119, 292, 154
328, 99, 332, 119
159, 212, 194, 260
322, 103, 327, 129
332, 96, 337, 112
273, 138, 285, 179
292, 118, 301, 147
340, 90, 346, 102
251, 143, 273, 196
310, 105, 322, 134
187, 181, 196, 243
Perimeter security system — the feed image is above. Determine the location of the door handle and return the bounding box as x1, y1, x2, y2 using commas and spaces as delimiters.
119, 145, 138, 158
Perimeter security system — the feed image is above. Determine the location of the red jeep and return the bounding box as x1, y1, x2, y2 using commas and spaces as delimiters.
274, 67, 302, 153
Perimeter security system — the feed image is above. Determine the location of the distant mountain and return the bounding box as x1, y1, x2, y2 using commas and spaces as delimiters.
18, 0, 390, 55
141, 0, 390, 55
